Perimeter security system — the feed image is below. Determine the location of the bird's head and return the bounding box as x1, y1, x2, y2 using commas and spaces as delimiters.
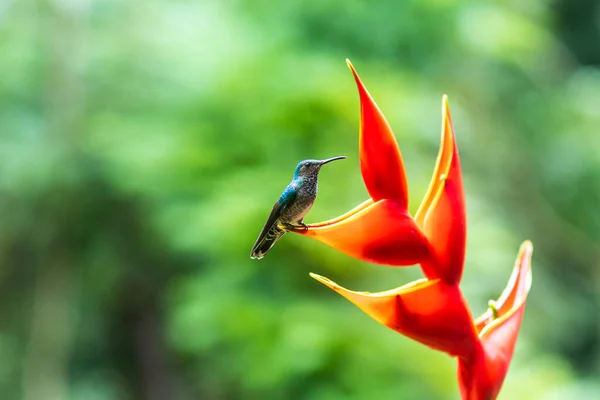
293, 156, 346, 178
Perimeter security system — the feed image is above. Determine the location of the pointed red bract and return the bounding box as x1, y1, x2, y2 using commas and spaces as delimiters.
347, 60, 409, 208
416, 97, 467, 284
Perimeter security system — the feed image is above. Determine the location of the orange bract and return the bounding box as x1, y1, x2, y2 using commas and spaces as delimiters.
310, 274, 478, 358
302, 199, 430, 266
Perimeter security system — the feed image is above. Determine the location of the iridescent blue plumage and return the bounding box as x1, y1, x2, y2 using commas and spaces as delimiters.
250, 156, 346, 259
279, 184, 297, 205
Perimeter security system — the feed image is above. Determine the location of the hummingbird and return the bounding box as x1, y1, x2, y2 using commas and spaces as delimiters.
250, 156, 347, 259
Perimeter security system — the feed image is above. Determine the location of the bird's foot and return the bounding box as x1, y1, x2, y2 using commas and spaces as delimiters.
279, 223, 294, 231
280, 222, 308, 232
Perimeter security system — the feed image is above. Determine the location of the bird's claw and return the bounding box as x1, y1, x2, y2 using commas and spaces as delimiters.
280, 222, 309, 232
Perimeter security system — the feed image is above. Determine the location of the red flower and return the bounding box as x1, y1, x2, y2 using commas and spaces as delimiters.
291, 61, 533, 400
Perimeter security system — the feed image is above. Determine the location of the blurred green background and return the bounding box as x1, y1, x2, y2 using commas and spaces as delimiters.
1, 0, 599, 399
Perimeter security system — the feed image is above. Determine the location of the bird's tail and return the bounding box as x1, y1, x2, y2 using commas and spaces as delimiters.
250, 226, 286, 259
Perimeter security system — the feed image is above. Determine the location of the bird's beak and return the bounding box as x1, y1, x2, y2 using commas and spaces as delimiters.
319, 156, 347, 165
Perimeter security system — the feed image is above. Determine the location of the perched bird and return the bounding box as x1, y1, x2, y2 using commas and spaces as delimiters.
250, 156, 346, 259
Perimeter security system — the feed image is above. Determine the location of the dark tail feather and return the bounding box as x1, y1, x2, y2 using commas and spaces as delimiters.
250, 227, 286, 259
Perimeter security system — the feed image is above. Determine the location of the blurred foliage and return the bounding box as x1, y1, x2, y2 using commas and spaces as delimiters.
0, 0, 599, 399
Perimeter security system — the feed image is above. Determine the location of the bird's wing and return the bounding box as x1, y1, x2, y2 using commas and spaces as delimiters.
250, 189, 296, 257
